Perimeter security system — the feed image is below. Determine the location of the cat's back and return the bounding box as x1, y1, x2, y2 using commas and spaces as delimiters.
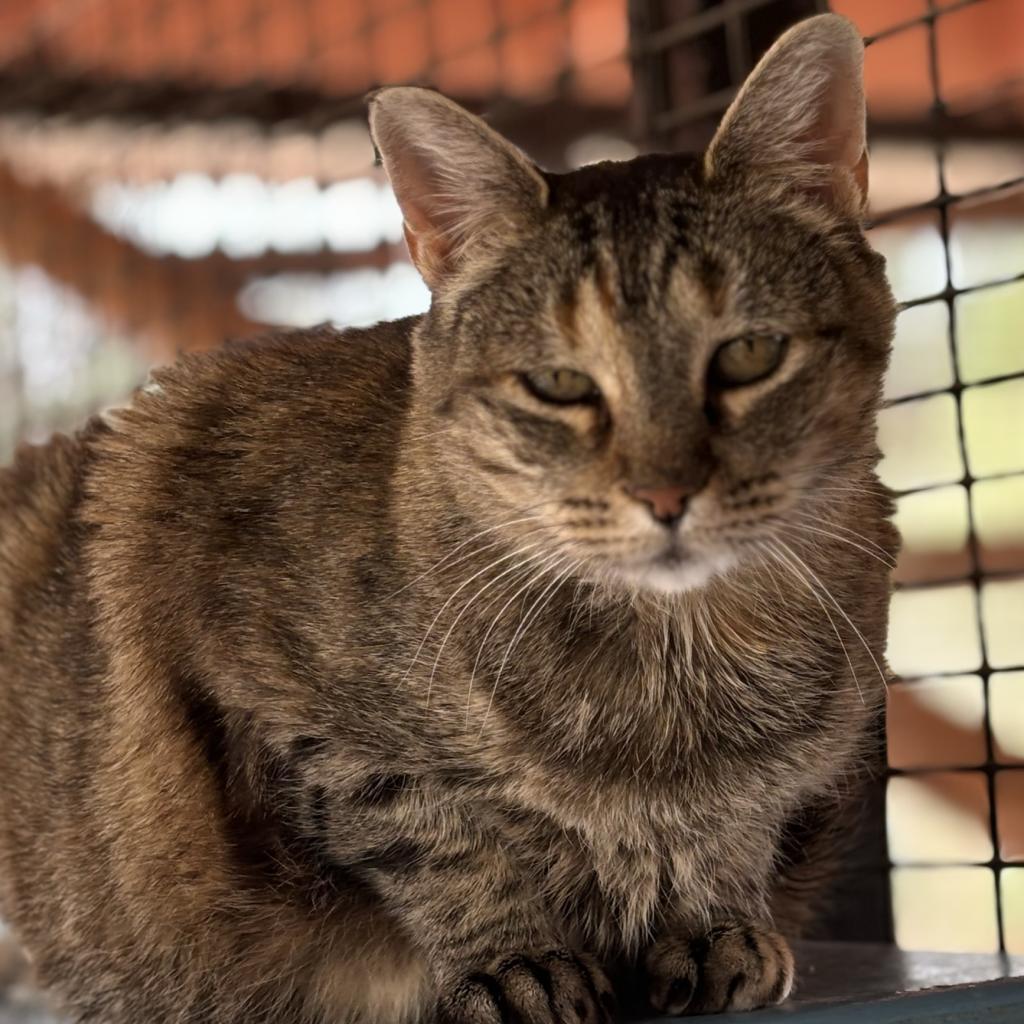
0, 426, 95, 642
0, 422, 107, 924
0, 319, 419, 1004
0, 317, 416, 710
83, 316, 416, 555
0, 316, 416, 919
93, 317, 415, 495
1, 317, 415, 613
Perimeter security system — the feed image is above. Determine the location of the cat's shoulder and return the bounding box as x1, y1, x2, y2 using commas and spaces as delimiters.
0, 420, 108, 585
151, 315, 416, 409
97, 316, 419, 451
64, 317, 421, 534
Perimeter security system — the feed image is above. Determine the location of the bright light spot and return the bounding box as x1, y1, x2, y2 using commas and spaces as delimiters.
270, 177, 323, 254
219, 174, 273, 258
89, 174, 403, 259
15, 266, 99, 394
324, 179, 388, 252
565, 133, 639, 168
153, 173, 221, 258
238, 264, 430, 329
1, 263, 145, 461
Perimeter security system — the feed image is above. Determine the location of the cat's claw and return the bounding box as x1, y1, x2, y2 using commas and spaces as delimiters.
437, 948, 616, 1024
645, 923, 794, 1016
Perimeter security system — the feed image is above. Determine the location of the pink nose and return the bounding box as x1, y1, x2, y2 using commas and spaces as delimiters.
627, 484, 690, 523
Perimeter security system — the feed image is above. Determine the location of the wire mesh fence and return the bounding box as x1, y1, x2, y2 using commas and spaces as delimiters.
868, 0, 1024, 960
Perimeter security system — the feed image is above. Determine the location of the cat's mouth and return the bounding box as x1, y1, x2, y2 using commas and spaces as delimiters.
610, 538, 725, 594
649, 542, 691, 571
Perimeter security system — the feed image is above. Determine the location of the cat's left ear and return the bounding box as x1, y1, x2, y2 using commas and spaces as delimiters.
706, 14, 868, 218
368, 87, 548, 289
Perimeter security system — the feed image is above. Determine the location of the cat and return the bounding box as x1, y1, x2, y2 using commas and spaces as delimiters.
0, 13, 897, 1024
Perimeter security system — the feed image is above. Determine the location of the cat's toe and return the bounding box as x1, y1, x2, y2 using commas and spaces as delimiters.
645, 924, 794, 1015
438, 949, 616, 1024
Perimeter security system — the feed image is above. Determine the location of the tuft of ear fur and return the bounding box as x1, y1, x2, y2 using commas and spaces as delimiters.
367, 87, 548, 289
706, 14, 868, 218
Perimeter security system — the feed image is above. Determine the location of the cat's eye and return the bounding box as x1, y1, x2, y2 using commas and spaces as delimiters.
709, 334, 788, 388
522, 368, 599, 405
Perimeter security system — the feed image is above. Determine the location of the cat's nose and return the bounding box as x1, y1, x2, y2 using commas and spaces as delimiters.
626, 484, 691, 524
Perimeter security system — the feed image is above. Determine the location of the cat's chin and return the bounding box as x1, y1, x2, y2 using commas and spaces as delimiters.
612, 549, 735, 595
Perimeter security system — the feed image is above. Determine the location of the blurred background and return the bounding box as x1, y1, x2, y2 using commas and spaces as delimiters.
0, 0, 1021, 962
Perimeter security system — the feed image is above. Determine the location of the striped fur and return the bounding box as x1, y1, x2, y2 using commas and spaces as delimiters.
0, 16, 896, 1023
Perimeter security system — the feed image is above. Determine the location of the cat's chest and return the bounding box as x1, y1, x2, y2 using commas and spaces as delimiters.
497, 610, 858, 810
499, 759, 785, 953
471, 607, 867, 949
507, 603, 850, 754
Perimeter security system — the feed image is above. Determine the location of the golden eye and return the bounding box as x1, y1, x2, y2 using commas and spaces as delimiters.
522, 368, 599, 405
709, 334, 788, 388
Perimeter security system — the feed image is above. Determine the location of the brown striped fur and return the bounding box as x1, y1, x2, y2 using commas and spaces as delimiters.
0, 16, 896, 1023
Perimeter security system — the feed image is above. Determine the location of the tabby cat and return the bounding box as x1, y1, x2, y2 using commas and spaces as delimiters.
0, 14, 897, 1023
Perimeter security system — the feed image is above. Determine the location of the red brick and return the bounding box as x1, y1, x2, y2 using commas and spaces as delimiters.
371, 8, 431, 84
569, 0, 626, 68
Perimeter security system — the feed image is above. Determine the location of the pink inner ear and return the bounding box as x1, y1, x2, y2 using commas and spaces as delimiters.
402, 220, 452, 289
805, 67, 865, 173
371, 87, 548, 290
791, 66, 868, 211
389, 150, 461, 287
393, 154, 445, 238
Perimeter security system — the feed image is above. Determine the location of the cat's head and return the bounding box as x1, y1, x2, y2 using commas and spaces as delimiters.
369, 14, 896, 595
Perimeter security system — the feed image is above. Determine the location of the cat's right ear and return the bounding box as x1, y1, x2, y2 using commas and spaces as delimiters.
367, 87, 548, 289
705, 14, 868, 218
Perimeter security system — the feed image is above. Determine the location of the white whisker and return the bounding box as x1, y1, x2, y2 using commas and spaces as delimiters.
784, 516, 896, 569
386, 502, 562, 599
793, 512, 896, 563
426, 548, 550, 705
464, 550, 568, 724
400, 540, 546, 685
478, 558, 582, 737
774, 535, 889, 693
762, 538, 867, 708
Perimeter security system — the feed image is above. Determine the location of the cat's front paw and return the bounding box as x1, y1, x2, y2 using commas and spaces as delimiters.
645, 923, 794, 1016
437, 949, 617, 1024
